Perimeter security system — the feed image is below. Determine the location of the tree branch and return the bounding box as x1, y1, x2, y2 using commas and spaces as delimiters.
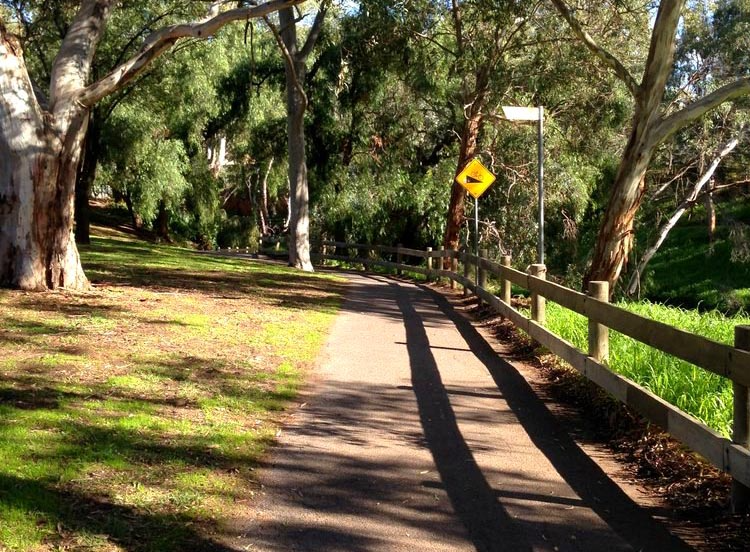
652, 77, 750, 144
627, 129, 742, 295
50, 0, 115, 110
639, 0, 683, 112
264, 13, 308, 109
76, 0, 304, 107
298, 1, 328, 62
413, 31, 458, 58
548, 0, 639, 97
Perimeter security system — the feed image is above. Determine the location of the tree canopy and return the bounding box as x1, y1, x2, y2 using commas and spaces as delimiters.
1, 0, 749, 299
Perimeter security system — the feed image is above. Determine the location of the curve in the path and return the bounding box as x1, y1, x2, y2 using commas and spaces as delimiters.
236, 272, 692, 552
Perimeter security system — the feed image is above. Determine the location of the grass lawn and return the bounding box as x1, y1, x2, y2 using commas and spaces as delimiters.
0, 226, 345, 551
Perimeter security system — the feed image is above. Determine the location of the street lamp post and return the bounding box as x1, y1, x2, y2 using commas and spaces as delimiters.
502, 105, 545, 264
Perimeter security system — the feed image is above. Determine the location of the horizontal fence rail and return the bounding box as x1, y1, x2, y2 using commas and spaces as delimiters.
317, 240, 750, 511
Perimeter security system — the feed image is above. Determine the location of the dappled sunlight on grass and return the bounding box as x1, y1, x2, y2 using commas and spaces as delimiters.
0, 231, 344, 550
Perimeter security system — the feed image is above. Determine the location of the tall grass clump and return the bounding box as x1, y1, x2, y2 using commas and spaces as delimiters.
544, 301, 750, 438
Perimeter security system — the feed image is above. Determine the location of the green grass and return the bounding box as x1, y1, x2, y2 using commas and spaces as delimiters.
634, 201, 750, 313
0, 228, 345, 551
543, 300, 750, 437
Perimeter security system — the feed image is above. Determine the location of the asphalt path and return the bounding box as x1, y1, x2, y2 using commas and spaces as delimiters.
237, 272, 692, 551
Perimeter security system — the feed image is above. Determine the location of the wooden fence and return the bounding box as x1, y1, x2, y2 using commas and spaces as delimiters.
318, 240, 750, 511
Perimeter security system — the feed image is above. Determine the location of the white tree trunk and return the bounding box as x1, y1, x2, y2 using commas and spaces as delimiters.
0, 28, 89, 290
279, 7, 314, 272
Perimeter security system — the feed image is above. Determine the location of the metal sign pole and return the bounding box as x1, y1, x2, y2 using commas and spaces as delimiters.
475, 196, 479, 286
538, 105, 544, 264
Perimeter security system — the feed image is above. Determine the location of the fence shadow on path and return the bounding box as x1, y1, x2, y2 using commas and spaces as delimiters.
411, 283, 693, 552
240, 273, 693, 552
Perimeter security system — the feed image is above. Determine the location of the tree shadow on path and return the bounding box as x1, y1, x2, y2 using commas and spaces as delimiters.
397, 280, 692, 552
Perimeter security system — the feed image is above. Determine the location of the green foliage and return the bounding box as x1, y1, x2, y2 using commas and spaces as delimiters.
544, 300, 750, 437
315, 162, 454, 248
631, 201, 750, 312
99, 103, 190, 227
216, 216, 262, 250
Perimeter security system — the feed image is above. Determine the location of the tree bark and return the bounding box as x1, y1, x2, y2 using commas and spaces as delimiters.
0, 26, 89, 290
444, 108, 483, 254
278, 7, 313, 271
0, 0, 302, 291
579, 0, 684, 290
706, 179, 716, 243
155, 199, 170, 241
443, 64, 490, 258
269, 5, 327, 271
583, 109, 656, 289
260, 157, 273, 235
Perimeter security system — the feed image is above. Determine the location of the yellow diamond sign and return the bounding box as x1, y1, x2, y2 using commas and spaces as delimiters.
455, 158, 496, 199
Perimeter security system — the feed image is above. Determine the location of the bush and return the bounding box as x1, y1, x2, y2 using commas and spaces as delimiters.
216, 216, 261, 252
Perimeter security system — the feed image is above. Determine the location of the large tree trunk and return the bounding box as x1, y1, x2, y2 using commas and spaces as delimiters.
280, 7, 313, 271
583, 111, 656, 289
0, 29, 89, 290
581, 1, 685, 291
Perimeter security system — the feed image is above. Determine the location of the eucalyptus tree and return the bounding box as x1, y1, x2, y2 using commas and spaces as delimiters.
263, 1, 328, 271
551, 0, 750, 290
439, 0, 541, 254
623, 0, 750, 293
0, 0, 300, 291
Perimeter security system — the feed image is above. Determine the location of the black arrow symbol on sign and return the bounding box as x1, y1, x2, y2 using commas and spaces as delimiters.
465, 175, 483, 184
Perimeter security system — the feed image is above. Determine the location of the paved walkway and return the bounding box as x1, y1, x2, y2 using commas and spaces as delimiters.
239, 273, 691, 551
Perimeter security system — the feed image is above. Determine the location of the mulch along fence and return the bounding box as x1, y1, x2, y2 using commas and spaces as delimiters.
316, 240, 750, 512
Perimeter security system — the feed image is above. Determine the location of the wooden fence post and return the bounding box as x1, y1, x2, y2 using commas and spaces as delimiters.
426, 247, 433, 282
588, 281, 609, 362
463, 251, 470, 298
733, 325, 750, 513
450, 255, 458, 290
529, 264, 546, 325
501, 255, 511, 306
397, 243, 403, 276
478, 248, 488, 290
